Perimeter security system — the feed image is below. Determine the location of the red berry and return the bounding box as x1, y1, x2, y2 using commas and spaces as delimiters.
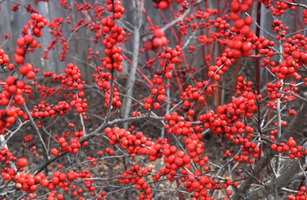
16, 158, 28, 167
16, 37, 25, 47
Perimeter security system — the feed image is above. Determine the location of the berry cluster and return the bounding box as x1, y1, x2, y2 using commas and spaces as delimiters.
0, 147, 17, 166
119, 164, 153, 199
12, 168, 95, 200
14, 13, 47, 64
1, 76, 26, 106
152, 0, 184, 10
0, 48, 10, 66
288, 186, 307, 200
18, 63, 37, 80
101, 1, 125, 71
269, 34, 307, 80
43, 17, 63, 60
268, 0, 296, 16
271, 137, 306, 160
93, 68, 121, 109
52, 131, 84, 156
143, 46, 182, 110
143, 28, 169, 51
30, 101, 70, 121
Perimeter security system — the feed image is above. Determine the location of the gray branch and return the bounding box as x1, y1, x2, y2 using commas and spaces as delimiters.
246, 156, 306, 200
122, 0, 142, 129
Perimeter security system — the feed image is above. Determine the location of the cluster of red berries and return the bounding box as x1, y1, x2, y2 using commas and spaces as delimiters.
12, 168, 95, 200
14, 13, 46, 64
24, 13, 47, 38
157, 46, 182, 77
29, 145, 39, 157
53, 63, 87, 115
105, 127, 162, 160
0, 48, 10, 66
226, 0, 254, 58
101, 1, 125, 72
149, 134, 235, 199
30, 101, 70, 122
227, 35, 253, 58
153, 138, 206, 193
152, 0, 183, 10
227, 33, 253, 59
143, 46, 182, 110
230, 0, 253, 14
183, 174, 234, 199
233, 138, 260, 163
177, 8, 217, 37
54, 129, 81, 142
143, 28, 169, 51
288, 109, 296, 115
268, 34, 307, 80
269, 0, 296, 16
145, 58, 156, 67
36, 84, 61, 99
197, 36, 210, 45
194, 9, 216, 20
104, 147, 114, 155
189, 45, 195, 53
271, 55, 299, 79
38, 71, 75, 100
16, 158, 28, 167
271, 137, 307, 160
18, 63, 37, 80
0, 77, 29, 133
184, 134, 206, 164
1, 76, 26, 106
87, 156, 98, 166
93, 68, 121, 109
265, 81, 298, 110
52, 131, 85, 156
13, 172, 48, 196
131, 111, 141, 117
144, 72, 171, 110
209, 49, 236, 80
59, 37, 69, 61
118, 164, 153, 199
271, 19, 289, 34
267, 80, 282, 98
87, 48, 99, 60
11, 4, 19, 11
24, 135, 33, 143
165, 112, 194, 135
213, 17, 231, 32
70, 96, 88, 115
0, 107, 25, 135
0, 147, 17, 166
68, 170, 97, 199
288, 186, 307, 200
180, 85, 205, 115
43, 17, 63, 60
0, 154, 51, 197
105, 0, 125, 19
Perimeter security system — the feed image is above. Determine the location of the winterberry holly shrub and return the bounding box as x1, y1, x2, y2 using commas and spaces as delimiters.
0, 0, 307, 200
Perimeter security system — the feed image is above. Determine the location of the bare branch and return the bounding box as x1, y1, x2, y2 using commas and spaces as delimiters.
122, 0, 142, 129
